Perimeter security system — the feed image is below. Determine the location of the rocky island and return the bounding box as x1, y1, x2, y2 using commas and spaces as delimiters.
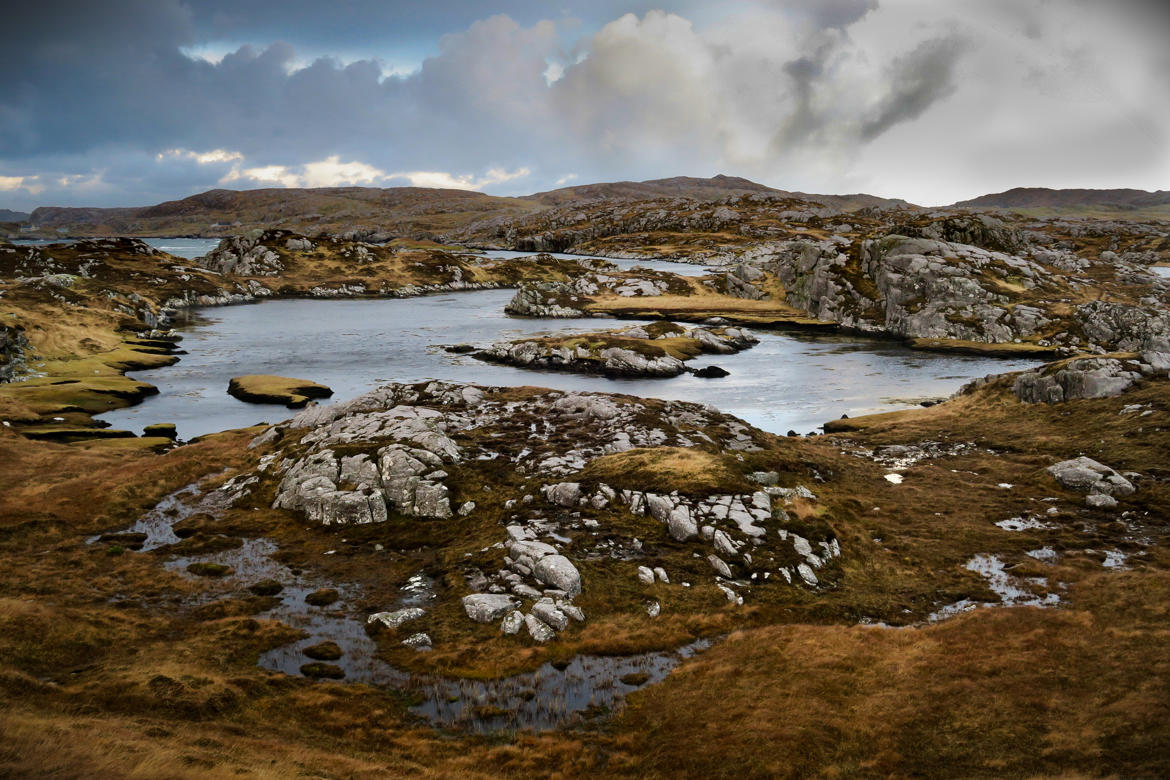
474, 321, 758, 377
227, 374, 334, 407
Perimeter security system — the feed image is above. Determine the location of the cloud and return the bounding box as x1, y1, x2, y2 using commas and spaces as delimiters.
0, 2, 1167, 209
158, 148, 244, 165
858, 35, 967, 142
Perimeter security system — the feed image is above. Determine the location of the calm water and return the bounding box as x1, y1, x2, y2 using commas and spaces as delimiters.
10, 236, 219, 259
98, 291, 1043, 439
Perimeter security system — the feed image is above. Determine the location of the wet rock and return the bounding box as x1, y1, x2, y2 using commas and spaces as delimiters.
303, 641, 343, 661
1047, 457, 1136, 497
462, 593, 518, 623
694, 365, 730, 378
445, 344, 476, 354
367, 607, 425, 629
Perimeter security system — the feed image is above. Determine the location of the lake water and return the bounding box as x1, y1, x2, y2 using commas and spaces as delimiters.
98, 291, 1043, 439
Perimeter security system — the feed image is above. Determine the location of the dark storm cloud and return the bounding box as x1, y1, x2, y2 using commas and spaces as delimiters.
858, 35, 967, 142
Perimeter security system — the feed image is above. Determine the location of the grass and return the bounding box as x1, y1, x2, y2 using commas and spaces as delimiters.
227, 374, 333, 408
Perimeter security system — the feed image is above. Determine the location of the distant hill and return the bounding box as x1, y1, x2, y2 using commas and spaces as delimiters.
28, 187, 537, 238
952, 187, 1170, 214
527, 174, 913, 212
21, 175, 912, 238
0, 209, 29, 222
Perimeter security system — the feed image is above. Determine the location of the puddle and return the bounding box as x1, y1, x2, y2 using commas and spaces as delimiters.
995, 515, 1057, 532
928, 554, 1060, 622
101, 481, 713, 732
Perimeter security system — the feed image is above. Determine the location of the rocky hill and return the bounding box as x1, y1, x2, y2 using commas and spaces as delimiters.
0, 209, 29, 222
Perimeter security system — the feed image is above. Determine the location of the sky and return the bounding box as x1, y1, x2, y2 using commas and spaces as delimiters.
1, 0, 1167, 211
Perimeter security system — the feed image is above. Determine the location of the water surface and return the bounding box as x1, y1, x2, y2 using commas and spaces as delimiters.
98, 292, 1043, 439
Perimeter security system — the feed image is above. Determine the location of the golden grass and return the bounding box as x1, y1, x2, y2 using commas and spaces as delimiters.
227, 374, 333, 407
581, 447, 755, 495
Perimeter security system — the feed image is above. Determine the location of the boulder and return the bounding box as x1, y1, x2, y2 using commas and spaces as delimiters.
1047, 457, 1135, 497
462, 593, 518, 623
533, 555, 582, 597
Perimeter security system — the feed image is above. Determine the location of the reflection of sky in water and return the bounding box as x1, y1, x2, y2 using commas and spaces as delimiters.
100, 292, 1044, 439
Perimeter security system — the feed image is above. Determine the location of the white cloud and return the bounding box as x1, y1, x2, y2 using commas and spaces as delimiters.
0, 175, 44, 195
215, 154, 529, 192
301, 156, 388, 187
157, 148, 244, 165
555, 173, 578, 185
386, 167, 531, 190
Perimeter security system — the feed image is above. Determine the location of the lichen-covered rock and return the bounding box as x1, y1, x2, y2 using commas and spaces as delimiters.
367, 607, 425, 629
1014, 358, 1143, 403
1047, 457, 1136, 497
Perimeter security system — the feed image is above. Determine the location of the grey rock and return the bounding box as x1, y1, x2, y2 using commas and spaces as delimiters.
667, 505, 698, 541
532, 598, 569, 631
524, 613, 556, 642
401, 632, 432, 651
501, 610, 525, 635
462, 593, 518, 623
543, 482, 582, 507
1086, 493, 1119, 509
1047, 457, 1136, 496
708, 554, 733, 578
367, 607, 425, 629
533, 555, 582, 597
637, 565, 656, 585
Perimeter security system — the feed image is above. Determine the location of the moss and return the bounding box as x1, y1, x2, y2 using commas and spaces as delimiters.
247, 579, 284, 597
302, 641, 343, 661
299, 662, 345, 679
304, 588, 339, 607
186, 562, 232, 578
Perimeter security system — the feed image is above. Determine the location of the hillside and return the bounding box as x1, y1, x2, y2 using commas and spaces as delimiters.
0, 209, 29, 222
22, 175, 912, 239
27, 186, 537, 239
952, 187, 1170, 217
